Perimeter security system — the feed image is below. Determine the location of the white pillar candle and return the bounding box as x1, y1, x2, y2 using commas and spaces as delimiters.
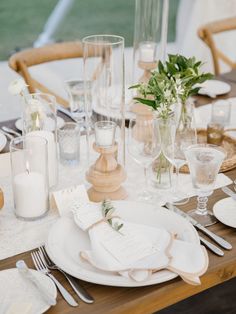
13, 171, 47, 219
139, 42, 156, 62
27, 130, 57, 188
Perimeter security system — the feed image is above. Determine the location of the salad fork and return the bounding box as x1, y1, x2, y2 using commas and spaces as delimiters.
31, 250, 78, 307
39, 246, 94, 304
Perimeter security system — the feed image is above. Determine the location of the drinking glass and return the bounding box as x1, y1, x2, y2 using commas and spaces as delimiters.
65, 79, 92, 129
58, 122, 80, 166
211, 99, 231, 127
128, 115, 162, 200
185, 144, 226, 226
83, 35, 125, 165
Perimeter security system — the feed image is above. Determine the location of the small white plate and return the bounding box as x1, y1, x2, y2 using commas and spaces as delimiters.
15, 117, 65, 132
46, 200, 199, 287
0, 268, 57, 314
0, 133, 7, 152
213, 197, 236, 228
198, 80, 231, 96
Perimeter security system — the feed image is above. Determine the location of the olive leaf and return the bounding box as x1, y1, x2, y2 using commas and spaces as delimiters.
101, 200, 123, 233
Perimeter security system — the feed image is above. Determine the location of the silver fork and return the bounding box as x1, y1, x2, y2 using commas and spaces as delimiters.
31, 250, 78, 307
39, 246, 94, 303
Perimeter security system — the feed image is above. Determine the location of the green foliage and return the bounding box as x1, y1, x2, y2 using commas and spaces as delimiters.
101, 200, 123, 233
130, 54, 213, 118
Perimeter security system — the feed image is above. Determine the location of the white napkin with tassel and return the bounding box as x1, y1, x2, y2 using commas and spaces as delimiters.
72, 201, 208, 285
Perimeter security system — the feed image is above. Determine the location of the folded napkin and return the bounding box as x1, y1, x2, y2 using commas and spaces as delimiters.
72, 201, 208, 285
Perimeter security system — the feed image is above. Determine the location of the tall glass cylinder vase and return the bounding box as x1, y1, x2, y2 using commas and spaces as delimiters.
23, 93, 58, 188
10, 136, 49, 220
132, 0, 169, 85
83, 35, 126, 166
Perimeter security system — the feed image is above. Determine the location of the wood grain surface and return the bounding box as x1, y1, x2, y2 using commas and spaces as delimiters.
1, 72, 236, 313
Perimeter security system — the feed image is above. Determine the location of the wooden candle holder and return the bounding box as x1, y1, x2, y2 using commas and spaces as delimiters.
138, 60, 157, 83
0, 188, 4, 209
86, 143, 127, 202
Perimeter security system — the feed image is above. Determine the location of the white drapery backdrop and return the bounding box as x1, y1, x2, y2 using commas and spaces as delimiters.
174, 0, 236, 73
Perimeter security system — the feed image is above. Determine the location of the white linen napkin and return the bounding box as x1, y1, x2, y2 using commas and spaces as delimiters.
72, 201, 208, 285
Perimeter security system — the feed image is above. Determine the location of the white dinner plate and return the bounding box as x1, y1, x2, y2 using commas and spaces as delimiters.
46, 201, 199, 287
0, 133, 7, 152
15, 116, 65, 132
213, 197, 236, 228
0, 268, 57, 314
198, 79, 231, 96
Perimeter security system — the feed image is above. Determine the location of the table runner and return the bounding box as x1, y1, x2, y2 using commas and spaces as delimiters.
0, 136, 232, 261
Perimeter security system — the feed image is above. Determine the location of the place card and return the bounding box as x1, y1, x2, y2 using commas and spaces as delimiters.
52, 184, 89, 216
100, 224, 158, 265
72, 201, 103, 230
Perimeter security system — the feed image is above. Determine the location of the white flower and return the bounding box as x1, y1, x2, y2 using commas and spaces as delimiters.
175, 85, 184, 95
8, 78, 28, 96
164, 90, 171, 99
175, 78, 182, 86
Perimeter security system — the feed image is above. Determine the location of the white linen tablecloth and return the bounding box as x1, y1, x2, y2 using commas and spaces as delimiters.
0, 136, 232, 261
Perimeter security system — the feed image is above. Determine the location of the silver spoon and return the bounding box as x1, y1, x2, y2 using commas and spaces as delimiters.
0, 129, 14, 140
2, 126, 21, 137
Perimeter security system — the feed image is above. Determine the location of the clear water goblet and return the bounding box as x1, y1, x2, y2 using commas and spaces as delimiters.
185, 144, 226, 226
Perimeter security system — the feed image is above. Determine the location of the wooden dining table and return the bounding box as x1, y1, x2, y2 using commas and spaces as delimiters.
1, 71, 236, 314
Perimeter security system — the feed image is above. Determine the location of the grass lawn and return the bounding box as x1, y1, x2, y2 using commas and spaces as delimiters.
0, 0, 179, 60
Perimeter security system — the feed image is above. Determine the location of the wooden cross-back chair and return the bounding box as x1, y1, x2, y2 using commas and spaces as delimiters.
8, 41, 110, 108
198, 17, 236, 75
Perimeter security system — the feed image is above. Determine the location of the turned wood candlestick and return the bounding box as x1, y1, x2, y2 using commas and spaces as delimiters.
0, 188, 4, 209
86, 143, 127, 202
138, 60, 157, 84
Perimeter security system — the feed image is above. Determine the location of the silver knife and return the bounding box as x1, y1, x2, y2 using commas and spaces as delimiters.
165, 203, 232, 250
56, 105, 77, 122
221, 186, 236, 201
199, 236, 224, 256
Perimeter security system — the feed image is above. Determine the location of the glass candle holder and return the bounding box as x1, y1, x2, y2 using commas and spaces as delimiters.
207, 122, 224, 145
23, 93, 58, 188
211, 99, 231, 127
95, 121, 116, 148
83, 35, 125, 165
58, 122, 80, 166
132, 0, 169, 84
23, 93, 57, 134
10, 136, 49, 221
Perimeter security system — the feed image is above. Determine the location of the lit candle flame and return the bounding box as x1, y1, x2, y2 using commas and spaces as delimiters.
35, 114, 40, 130
26, 161, 30, 174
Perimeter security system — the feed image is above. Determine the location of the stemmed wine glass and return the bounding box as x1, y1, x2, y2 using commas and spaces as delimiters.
161, 115, 197, 204
185, 144, 226, 226
128, 115, 162, 201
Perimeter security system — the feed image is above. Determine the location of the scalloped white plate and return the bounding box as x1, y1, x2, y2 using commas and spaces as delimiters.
198, 80, 231, 96
213, 197, 236, 228
46, 201, 199, 287
15, 116, 65, 132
